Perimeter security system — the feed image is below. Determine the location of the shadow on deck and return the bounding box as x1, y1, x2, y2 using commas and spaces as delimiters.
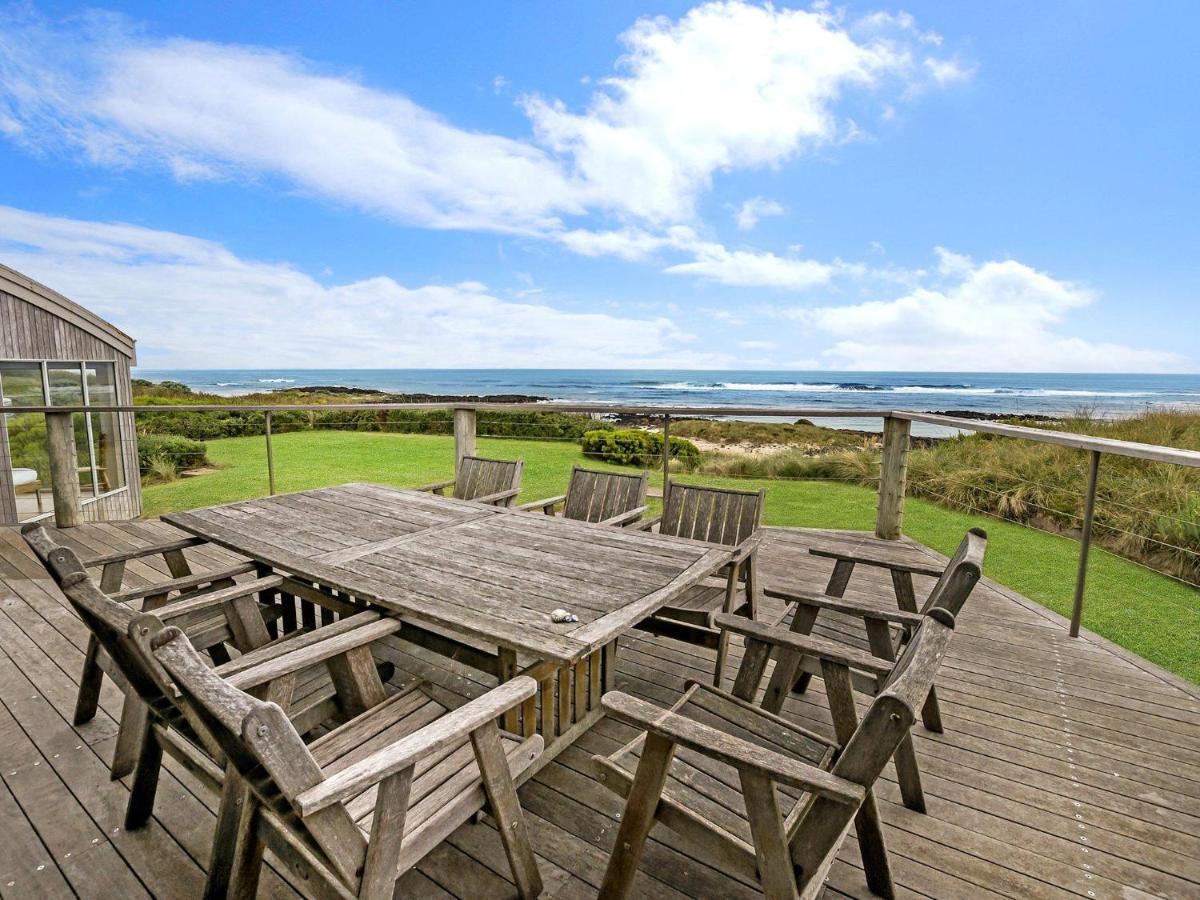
0, 521, 1196, 899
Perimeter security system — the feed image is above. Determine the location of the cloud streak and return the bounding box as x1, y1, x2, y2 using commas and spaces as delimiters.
0, 205, 728, 368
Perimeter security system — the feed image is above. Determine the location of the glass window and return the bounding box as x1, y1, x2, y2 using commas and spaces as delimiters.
47, 363, 84, 406
90, 412, 126, 493
85, 363, 118, 407
6, 410, 50, 519
3, 359, 129, 520
0, 362, 46, 408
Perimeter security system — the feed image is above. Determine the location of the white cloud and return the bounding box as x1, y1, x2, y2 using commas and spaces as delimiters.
799, 252, 1189, 372
523, 1, 966, 222
0, 4, 967, 241
664, 241, 835, 289
0, 16, 585, 235
0, 205, 732, 368
738, 339, 777, 350
733, 196, 785, 231
557, 227, 670, 261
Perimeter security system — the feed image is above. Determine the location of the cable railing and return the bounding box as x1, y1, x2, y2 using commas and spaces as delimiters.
12, 400, 1200, 641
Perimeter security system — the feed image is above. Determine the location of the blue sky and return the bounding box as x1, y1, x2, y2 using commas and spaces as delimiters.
0, 1, 1196, 371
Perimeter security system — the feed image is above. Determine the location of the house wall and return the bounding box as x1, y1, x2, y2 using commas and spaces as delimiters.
0, 283, 141, 524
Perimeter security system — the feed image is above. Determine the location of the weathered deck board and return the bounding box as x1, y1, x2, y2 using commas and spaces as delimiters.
0, 521, 1196, 898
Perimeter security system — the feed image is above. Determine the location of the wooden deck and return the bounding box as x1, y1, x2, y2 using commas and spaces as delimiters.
0, 520, 1196, 899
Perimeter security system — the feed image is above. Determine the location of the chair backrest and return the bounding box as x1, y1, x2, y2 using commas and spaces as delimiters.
919, 527, 987, 618
152, 627, 368, 888
790, 607, 958, 892
456, 455, 523, 505
562, 466, 649, 523
658, 480, 764, 546
22, 525, 177, 718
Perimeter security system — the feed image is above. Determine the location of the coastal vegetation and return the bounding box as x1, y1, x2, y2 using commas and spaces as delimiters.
689, 410, 1200, 585
581, 428, 701, 468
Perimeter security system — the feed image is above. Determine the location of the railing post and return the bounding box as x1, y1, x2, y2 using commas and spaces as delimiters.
661, 413, 672, 486
45, 411, 82, 527
876, 415, 911, 540
264, 411, 276, 496
1069, 450, 1102, 638
454, 407, 476, 477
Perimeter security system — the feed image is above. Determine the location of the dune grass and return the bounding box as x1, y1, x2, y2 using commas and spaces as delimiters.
142, 429, 1199, 683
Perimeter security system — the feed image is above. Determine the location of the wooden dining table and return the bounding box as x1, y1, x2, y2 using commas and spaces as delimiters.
163, 482, 732, 768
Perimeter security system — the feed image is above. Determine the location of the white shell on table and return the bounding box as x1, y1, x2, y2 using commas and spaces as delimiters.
550, 608, 579, 623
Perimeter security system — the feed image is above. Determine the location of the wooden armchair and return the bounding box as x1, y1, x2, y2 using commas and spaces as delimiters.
153, 627, 545, 899
763, 528, 986, 740
635, 480, 765, 683
518, 465, 648, 526
417, 454, 524, 507
593, 604, 962, 900
23, 525, 394, 781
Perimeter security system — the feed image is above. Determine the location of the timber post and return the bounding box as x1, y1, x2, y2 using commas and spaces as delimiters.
1069, 450, 1102, 637
45, 411, 82, 527
265, 411, 276, 496
876, 415, 911, 540
454, 407, 477, 477
661, 413, 672, 485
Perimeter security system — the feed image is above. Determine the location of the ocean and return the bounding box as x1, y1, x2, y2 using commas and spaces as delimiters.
133, 369, 1200, 436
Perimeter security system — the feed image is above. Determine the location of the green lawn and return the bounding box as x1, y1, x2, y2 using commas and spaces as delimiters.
143, 430, 1199, 683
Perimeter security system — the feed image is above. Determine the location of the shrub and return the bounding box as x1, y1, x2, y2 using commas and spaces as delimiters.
138, 434, 208, 477
143, 455, 180, 484
581, 429, 701, 469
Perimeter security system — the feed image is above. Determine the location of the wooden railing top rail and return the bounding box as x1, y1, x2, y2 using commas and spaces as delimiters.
28, 402, 1200, 468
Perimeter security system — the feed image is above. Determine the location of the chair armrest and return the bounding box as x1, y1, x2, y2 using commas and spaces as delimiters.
156, 575, 283, 622
599, 505, 648, 527
729, 531, 764, 565
81, 536, 206, 567
634, 514, 663, 532
712, 614, 894, 677
415, 478, 456, 494
224, 612, 404, 689
518, 494, 566, 513
808, 547, 944, 578
600, 691, 863, 804
294, 676, 539, 815
112, 562, 258, 602
764, 588, 926, 627
473, 487, 520, 506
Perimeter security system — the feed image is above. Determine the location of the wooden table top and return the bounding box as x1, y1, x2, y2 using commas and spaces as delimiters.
164, 483, 731, 664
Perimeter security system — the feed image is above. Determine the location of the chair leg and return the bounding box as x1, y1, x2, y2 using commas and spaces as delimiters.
470, 721, 542, 899
599, 733, 676, 900
744, 555, 760, 621
73, 635, 104, 725
213, 772, 265, 900
713, 563, 740, 687
921, 686, 944, 733
124, 726, 163, 829
110, 691, 149, 780
891, 733, 926, 813
853, 791, 896, 900
763, 604, 818, 711
738, 768, 799, 900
